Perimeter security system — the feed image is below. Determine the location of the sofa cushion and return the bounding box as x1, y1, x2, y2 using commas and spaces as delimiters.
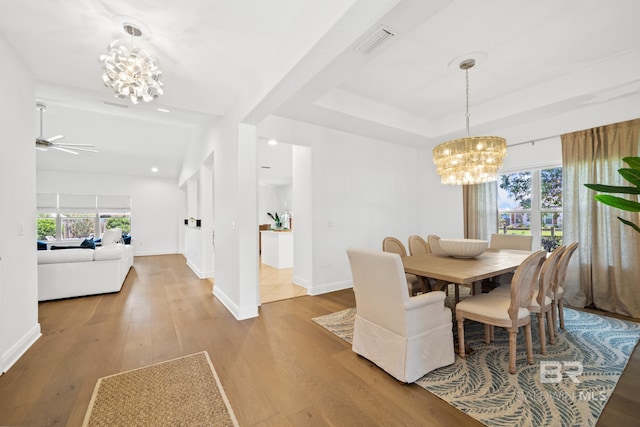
38, 248, 95, 264
94, 245, 124, 261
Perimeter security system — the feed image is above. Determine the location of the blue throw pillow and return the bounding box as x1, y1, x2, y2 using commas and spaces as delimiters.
80, 238, 96, 249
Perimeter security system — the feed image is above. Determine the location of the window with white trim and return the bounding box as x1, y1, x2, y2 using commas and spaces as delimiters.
36, 193, 132, 241
497, 167, 563, 252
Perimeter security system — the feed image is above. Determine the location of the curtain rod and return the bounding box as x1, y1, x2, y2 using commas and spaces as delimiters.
507, 134, 562, 148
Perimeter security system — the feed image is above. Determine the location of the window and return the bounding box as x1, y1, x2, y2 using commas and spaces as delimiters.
36, 213, 57, 240
60, 213, 96, 239
36, 193, 132, 241
99, 213, 131, 235
497, 167, 562, 251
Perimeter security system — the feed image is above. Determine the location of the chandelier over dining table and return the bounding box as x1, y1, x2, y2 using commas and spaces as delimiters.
433, 58, 506, 185
100, 22, 163, 104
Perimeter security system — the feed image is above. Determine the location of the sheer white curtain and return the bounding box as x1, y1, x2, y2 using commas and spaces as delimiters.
561, 118, 640, 317
463, 182, 498, 240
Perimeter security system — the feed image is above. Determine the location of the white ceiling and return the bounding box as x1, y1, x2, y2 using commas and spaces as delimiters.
2, 0, 640, 179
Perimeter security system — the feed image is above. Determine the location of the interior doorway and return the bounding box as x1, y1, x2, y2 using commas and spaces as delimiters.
257, 139, 310, 303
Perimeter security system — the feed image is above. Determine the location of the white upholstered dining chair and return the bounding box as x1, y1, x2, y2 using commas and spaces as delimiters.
455, 250, 547, 374
347, 248, 455, 383
489, 233, 533, 251
382, 237, 424, 295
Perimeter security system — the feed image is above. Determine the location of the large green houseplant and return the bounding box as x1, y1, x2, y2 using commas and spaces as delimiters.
584, 156, 640, 233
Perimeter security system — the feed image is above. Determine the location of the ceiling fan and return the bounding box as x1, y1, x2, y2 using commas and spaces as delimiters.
36, 103, 98, 155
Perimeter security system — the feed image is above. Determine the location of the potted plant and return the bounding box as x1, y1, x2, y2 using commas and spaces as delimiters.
584, 156, 640, 233
267, 212, 282, 230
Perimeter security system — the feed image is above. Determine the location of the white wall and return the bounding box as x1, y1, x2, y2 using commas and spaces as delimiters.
501, 137, 563, 172
292, 145, 313, 289
258, 115, 448, 293
0, 36, 41, 373
36, 171, 182, 256
258, 184, 292, 226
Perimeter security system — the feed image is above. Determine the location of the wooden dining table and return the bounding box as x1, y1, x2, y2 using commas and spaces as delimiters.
401, 248, 532, 302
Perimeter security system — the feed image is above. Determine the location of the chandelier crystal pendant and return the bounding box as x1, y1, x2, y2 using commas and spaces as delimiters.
432, 58, 506, 185
100, 23, 163, 104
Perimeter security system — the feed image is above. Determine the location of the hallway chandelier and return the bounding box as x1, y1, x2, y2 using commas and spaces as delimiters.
432, 58, 506, 185
100, 22, 163, 104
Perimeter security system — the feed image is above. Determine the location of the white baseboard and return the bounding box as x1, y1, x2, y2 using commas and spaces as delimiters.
308, 280, 353, 296
213, 286, 258, 320
186, 259, 204, 278
1, 323, 41, 374
133, 249, 180, 257
292, 275, 310, 289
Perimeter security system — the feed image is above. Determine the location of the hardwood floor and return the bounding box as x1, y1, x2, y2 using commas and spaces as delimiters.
259, 263, 306, 304
0, 254, 637, 426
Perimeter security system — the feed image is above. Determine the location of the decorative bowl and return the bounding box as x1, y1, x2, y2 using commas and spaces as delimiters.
438, 238, 488, 258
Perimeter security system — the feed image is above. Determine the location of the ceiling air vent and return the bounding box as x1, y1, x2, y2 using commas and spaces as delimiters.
355, 25, 396, 55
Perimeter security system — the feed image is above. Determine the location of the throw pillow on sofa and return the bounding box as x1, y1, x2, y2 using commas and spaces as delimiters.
101, 228, 123, 246
81, 238, 96, 249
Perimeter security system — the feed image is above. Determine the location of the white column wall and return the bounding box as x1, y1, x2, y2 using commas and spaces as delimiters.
237, 123, 260, 311
199, 164, 214, 278
0, 37, 41, 373
36, 171, 182, 256
292, 145, 313, 289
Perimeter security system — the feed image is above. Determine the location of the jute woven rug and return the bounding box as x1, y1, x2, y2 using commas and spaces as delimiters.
313, 306, 640, 427
83, 351, 239, 426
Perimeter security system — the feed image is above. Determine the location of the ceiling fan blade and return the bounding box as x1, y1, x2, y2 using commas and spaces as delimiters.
57, 146, 98, 153
46, 135, 64, 142
52, 143, 94, 147
51, 146, 79, 155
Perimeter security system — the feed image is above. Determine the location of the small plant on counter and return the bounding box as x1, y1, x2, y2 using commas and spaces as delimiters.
267, 212, 282, 229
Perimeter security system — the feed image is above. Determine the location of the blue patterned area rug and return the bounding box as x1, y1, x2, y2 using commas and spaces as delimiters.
312, 307, 640, 427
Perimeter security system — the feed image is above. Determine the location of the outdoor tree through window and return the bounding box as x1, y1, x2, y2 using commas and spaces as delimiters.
498, 167, 562, 251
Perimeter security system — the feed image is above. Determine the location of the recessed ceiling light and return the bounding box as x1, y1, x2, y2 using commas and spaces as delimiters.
157, 108, 170, 113
268, 139, 278, 146
151, 167, 158, 172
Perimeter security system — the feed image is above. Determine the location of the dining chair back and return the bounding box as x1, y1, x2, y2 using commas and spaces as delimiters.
531, 245, 565, 353
347, 247, 454, 383
455, 250, 547, 374
382, 237, 407, 256
551, 241, 579, 330
489, 233, 533, 251
408, 235, 431, 256
427, 235, 445, 255
382, 237, 423, 295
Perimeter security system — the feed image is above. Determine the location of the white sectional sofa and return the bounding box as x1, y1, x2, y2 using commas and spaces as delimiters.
37, 244, 134, 301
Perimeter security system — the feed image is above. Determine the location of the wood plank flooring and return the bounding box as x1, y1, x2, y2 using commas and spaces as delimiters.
0, 254, 637, 426
259, 263, 306, 304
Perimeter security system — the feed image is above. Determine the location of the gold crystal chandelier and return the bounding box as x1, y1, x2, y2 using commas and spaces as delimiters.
100, 23, 163, 104
433, 58, 506, 185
